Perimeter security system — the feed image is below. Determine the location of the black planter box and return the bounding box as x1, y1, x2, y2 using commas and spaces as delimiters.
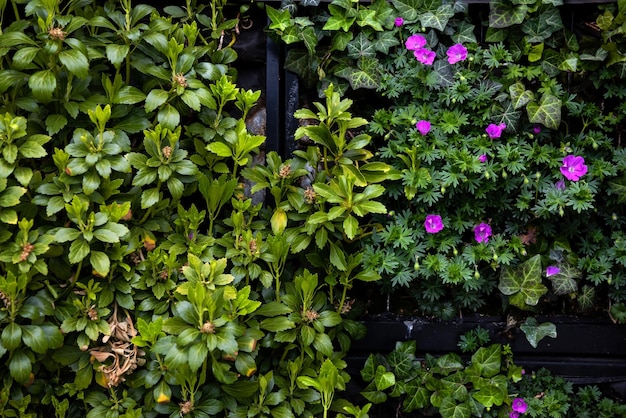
349, 315, 626, 384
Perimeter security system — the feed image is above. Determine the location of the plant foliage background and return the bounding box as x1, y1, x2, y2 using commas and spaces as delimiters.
0, 0, 626, 416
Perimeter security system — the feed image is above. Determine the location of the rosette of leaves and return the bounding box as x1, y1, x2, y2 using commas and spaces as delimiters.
126, 125, 198, 210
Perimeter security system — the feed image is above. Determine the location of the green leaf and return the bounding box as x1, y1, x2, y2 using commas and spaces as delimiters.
402, 383, 430, 411
0, 186, 26, 207
141, 187, 160, 209
105, 44, 130, 68
498, 255, 548, 309
470, 345, 501, 378
329, 241, 348, 271
374, 365, 396, 391
9, 349, 31, 383
28, 70, 57, 102
390, 0, 421, 21
207, 142, 233, 158
343, 215, 359, 240
548, 265, 579, 295
20, 324, 48, 354
114, 86, 146, 104
509, 82, 534, 110
526, 93, 561, 130
2, 322, 22, 351
58, 49, 89, 79
420, 5, 454, 31
520, 317, 557, 348
90, 250, 110, 277
157, 105, 180, 131
439, 397, 471, 418
46, 114, 68, 135
260, 317, 295, 332
489, 1, 528, 28
69, 238, 90, 264
145, 89, 169, 113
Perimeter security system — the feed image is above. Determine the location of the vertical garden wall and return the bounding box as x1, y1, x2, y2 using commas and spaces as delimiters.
0, 0, 626, 417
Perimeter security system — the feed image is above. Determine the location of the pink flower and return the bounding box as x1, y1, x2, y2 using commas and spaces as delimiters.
512, 398, 528, 414
414, 48, 436, 65
394, 17, 404, 27
405, 34, 426, 50
416, 120, 431, 135
478, 154, 487, 163
486, 123, 506, 139
560, 155, 588, 182
555, 180, 566, 191
474, 223, 492, 243
446, 44, 468, 64
533, 124, 541, 134
546, 266, 560, 277
510, 413, 520, 418
424, 214, 444, 234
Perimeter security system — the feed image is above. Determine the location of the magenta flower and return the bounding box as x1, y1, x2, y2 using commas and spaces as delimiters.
414, 48, 436, 65
533, 124, 541, 134
416, 120, 431, 135
546, 266, 560, 277
405, 34, 427, 50
510, 413, 520, 418
486, 123, 506, 139
394, 17, 404, 27
474, 223, 492, 243
560, 155, 588, 182
555, 180, 566, 191
478, 154, 487, 163
446, 43, 468, 64
424, 214, 444, 234
512, 398, 528, 414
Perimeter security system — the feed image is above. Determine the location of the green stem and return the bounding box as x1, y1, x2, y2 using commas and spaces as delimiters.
336, 284, 348, 314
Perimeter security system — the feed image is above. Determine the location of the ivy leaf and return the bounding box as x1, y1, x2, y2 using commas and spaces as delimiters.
498, 255, 547, 309
301, 26, 318, 55
420, 5, 454, 31
492, 101, 521, 130
347, 32, 376, 59
332, 31, 354, 52
489, 1, 528, 28
284, 49, 318, 90
334, 57, 380, 90
373, 365, 396, 391
526, 93, 561, 130
471, 381, 506, 409
403, 383, 430, 411
521, 12, 562, 43
452, 21, 477, 44
509, 82, 534, 109
439, 397, 471, 418
520, 317, 557, 348
390, 0, 421, 21
470, 345, 501, 378
266, 5, 292, 32
548, 264, 579, 295
373, 31, 400, 54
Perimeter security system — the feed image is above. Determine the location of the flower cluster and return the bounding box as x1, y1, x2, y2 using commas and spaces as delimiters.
405, 34, 467, 66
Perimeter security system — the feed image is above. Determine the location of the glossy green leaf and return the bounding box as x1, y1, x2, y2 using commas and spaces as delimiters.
520, 317, 557, 348
59, 49, 89, 78
28, 70, 56, 102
